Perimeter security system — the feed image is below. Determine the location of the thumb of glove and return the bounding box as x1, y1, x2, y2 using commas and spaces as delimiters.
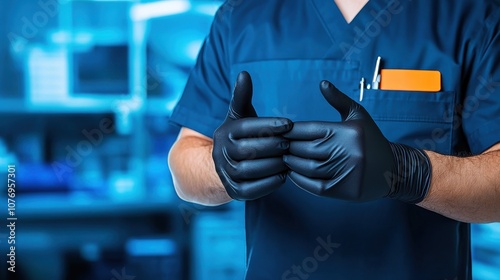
319, 80, 368, 121
228, 71, 257, 120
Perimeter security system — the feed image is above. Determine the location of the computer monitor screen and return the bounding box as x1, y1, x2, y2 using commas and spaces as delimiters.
72, 45, 129, 95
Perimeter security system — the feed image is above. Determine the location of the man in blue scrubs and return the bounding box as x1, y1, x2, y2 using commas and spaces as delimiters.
168, 0, 500, 279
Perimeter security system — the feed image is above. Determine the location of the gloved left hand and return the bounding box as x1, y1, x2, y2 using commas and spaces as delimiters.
283, 81, 432, 203
212, 71, 292, 201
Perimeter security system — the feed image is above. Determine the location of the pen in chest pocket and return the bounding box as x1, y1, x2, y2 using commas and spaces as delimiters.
359, 77, 365, 102
372, 56, 382, 90
359, 55, 381, 101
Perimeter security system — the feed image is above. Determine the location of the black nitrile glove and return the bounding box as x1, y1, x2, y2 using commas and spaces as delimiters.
283, 81, 432, 203
212, 71, 293, 200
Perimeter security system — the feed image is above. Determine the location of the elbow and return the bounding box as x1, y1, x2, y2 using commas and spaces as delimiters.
172, 178, 196, 203
170, 172, 197, 203
167, 137, 231, 206
168, 146, 196, 203
168, 143, 214, 205
171, 176, 225, 206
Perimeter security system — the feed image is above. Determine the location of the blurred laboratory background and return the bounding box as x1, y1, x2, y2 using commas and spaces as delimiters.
0, 0, 498, 279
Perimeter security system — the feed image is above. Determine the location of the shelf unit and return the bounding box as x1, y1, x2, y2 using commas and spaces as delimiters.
0, 1, 226, 279
16, 193, 177, 219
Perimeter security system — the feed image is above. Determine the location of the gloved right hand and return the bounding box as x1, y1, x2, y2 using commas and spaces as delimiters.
212, 71, 293, 200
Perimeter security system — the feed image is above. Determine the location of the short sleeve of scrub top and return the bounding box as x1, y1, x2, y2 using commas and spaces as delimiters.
462, 8, 500, 154
169, 6, 232, 138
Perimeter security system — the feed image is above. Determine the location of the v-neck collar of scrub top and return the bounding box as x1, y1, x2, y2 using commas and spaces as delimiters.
310, 0, 388, 47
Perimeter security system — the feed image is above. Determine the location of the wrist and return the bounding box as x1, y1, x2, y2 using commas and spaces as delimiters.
387, 143, 432, 204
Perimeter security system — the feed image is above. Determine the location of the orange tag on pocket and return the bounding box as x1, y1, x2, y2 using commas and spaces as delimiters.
379, 69, 441, 92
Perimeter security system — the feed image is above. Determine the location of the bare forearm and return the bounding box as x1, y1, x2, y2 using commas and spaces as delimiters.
168, 136, 232, 206
418, 148, 500, 223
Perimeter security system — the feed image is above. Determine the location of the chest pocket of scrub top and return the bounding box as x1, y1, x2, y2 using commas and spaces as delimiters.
361, 89, 455, 155
230, 60, 360, 123
231, 61, 455, 155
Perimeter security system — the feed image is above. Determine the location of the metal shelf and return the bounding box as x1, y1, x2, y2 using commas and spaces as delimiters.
0, 97, 123, 114
15, 193, 177, 219
0, 96, 175, 115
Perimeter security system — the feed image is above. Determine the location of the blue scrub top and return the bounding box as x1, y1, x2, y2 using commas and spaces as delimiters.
170, 0, 500, 279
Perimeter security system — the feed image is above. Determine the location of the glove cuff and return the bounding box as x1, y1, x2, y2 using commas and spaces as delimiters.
387, 143, 432, 204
